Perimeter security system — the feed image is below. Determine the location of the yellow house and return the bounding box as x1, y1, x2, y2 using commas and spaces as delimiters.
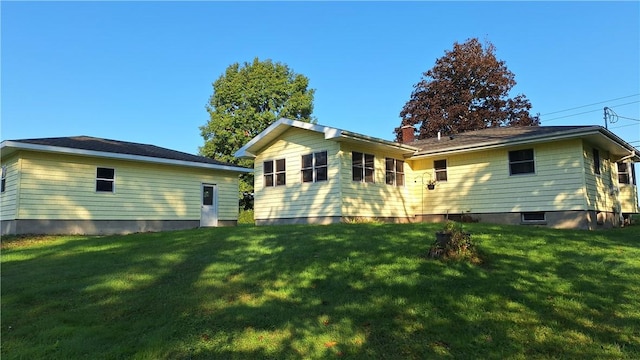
235, 119, 640, 229
1, 136, 251, 235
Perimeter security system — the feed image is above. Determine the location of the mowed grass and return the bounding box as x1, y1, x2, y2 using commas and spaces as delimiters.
1, 223, 639, 359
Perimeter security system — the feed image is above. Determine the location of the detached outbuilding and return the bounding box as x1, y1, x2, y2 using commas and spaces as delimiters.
1, 136, 251, 235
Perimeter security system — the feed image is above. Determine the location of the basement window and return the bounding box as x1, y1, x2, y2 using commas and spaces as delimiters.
521, 212, 546, 223
96, 167, 115, 192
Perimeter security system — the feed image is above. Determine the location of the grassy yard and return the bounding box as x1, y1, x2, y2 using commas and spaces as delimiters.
2, 223, 639, 359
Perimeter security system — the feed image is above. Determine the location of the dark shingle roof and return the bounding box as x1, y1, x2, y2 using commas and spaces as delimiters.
408, 125, 598, 153
10, 136, 245, 168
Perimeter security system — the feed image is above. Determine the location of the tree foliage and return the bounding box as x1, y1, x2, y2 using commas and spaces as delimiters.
395, 38, 539, 141
200, 58, 315, 199
200, 58, 315, 166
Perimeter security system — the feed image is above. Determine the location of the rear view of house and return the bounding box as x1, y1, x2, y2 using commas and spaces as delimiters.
235, 118, 639, 229
1, 136, 251, 235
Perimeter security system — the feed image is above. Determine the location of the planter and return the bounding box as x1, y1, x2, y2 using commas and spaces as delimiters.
427, 184, 436, 190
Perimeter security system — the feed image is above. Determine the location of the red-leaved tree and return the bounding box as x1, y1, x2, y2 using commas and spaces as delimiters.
395, 38, 539, 142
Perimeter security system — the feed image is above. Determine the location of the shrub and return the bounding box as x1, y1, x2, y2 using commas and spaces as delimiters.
427, 221, 482, 264
238, 209, 254, 225
343, 216, 382, 224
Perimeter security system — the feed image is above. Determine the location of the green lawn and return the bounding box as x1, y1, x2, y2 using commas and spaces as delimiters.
2, 223, 639, 359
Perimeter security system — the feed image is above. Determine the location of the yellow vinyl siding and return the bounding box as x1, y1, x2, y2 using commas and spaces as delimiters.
412, 140, 586, 214
583, 143, 620, 212
15, 151, 239, 221
254, 128, 341, 220
1, 155, 21, 220
619, 185, 639, 213
339, 144, 413, 218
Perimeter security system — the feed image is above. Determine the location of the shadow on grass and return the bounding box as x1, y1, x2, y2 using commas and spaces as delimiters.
2, 223, 639, 359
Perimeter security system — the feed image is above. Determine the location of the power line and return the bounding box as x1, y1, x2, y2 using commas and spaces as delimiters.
617, 115, 640, 122
543, 100, 640, 122
610, 123, 640, 129
540, 94, 639, 116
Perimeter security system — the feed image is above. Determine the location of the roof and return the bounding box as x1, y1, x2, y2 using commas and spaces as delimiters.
234, 118, 419, 158
236, 120, 640, 163
409, 126, 587, 151
407, 125, 640, 161
0, 136, 252, 173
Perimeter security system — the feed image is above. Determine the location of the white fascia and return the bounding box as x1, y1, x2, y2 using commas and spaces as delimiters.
1, 141, 253, 173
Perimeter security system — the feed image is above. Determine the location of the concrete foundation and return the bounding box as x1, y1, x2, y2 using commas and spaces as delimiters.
414, 210, 622, 230
1, 219, 238, 236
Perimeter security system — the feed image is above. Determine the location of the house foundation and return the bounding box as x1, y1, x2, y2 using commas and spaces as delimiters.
1, 219, 238, 236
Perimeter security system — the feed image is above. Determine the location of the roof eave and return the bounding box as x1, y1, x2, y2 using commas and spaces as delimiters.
329, 131, 419, 154
234, 118, 332, 159
411, 127, 604, 158
1, 140, 252, 173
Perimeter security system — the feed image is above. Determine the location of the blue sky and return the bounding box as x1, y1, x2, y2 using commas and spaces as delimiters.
2, 1, 639, 156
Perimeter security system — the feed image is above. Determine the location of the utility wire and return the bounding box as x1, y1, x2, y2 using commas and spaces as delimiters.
543, 100, 640, 122
617, 115, 640, 122
540, 94, 639, 116
610, 123, 640, 129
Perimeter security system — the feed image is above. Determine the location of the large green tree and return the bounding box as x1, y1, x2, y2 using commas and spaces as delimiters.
395, 38, 539, 142
200, 58, 315, 198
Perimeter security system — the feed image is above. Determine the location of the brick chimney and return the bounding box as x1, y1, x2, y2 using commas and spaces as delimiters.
401, 125, 415, 144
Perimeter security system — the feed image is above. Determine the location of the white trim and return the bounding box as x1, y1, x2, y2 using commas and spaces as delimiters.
0, 140, 252, 173
234, 118, 418, 159
411, 127, 639, 160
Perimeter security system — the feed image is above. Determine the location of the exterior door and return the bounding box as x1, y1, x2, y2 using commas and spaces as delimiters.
200, 184, 218, 227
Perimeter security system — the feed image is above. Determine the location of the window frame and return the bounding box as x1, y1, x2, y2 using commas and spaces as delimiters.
521, 212, 546, 223
508, 149, 535, 176
96, 167, 116, 193
301, 151, 328, 183
385, 158, 405, 186
434, 159, 448, 182
1, 165, 6, 193
618, 162, 635, 185
352, 152, 375, 183
593, 148, 601, 175
263, 158, 286, 187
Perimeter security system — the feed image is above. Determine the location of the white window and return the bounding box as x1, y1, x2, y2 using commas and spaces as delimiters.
434, 159, 448, 181
1, 166, 6, 193
96, 167, 115, 192
618, 162, 636, 185
385, 158, 404, 186
301, 151, 328, 183
264, 159, 286, 187
352, 152, 375, 183
593, 148, 601, 175
509, 149, 535, 175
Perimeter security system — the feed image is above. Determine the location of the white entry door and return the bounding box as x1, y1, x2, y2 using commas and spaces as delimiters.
200, 184, 218, 227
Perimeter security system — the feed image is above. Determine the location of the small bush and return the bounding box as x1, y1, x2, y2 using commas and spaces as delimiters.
343, 216, 382, 224
238, 209, 254, 225
427, 221, 482, 264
